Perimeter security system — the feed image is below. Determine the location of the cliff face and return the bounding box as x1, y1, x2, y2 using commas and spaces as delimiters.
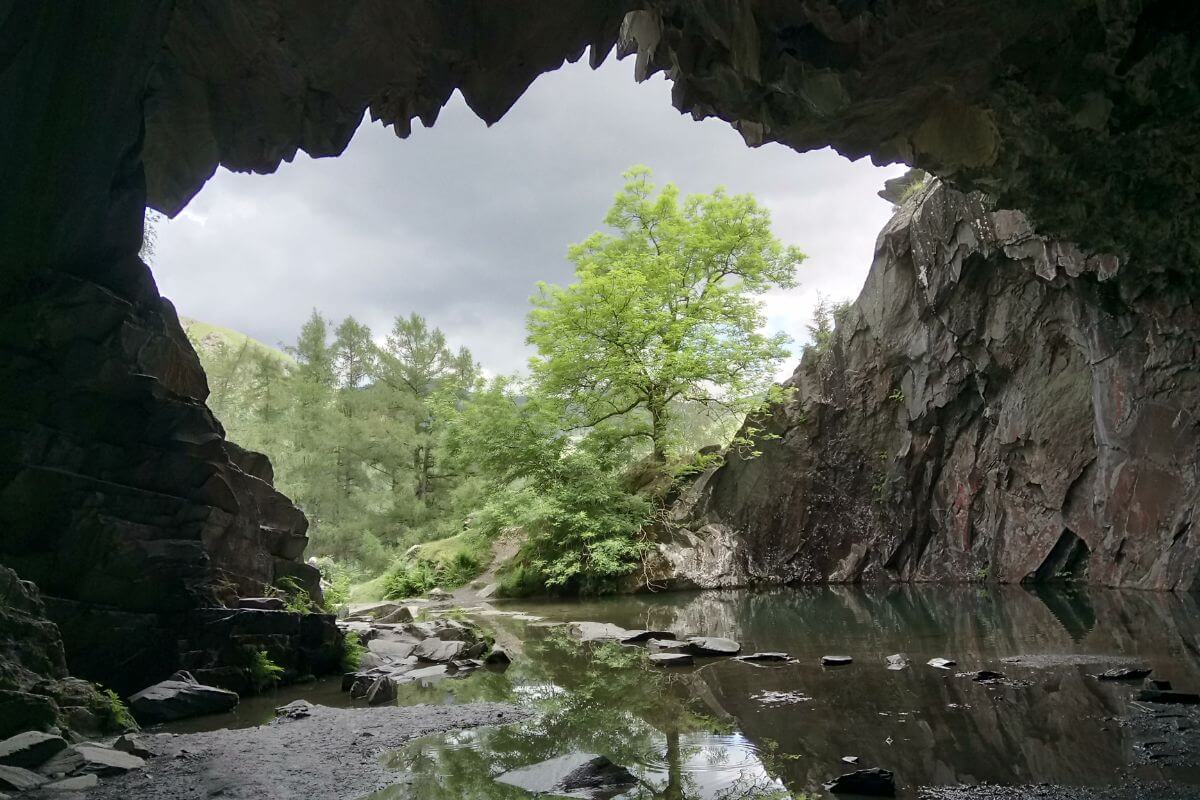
0, 259, 325, 692
658, 183, 1199, 592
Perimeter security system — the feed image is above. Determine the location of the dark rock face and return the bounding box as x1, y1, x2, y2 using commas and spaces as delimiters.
660, 184, 1199, 592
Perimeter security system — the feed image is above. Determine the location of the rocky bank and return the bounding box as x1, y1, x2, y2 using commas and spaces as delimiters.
656, 182, 1199, 592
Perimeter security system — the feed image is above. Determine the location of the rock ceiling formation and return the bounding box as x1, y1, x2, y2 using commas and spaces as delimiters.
142, 0, 1200, 273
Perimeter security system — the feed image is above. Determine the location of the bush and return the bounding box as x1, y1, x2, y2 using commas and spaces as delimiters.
89, 687, 137, 732
380, 532, 489, 600
341, 631, 366, 672
246, 649, 284, 693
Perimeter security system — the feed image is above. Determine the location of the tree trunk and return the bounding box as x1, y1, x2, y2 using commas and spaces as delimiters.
649, 397, 667, 465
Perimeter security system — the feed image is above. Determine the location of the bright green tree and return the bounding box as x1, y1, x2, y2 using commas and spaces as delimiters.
527, 166, 803, 466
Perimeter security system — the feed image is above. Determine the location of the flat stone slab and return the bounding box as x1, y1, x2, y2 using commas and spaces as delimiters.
414, 639, 466, 662
736, 652, 791, 663
569, 622, 630, 642
0, 764, 47, 791
1096, 667, 1153, 681
648, 653, 694, 667
821, 655, 853, 666
0, 731, 67, 769
619, 629, 675, 644
42, 773, 100, 791
367, 639, 417, 659
495, 752, 637, 797
927, 657, 957, 670
39, 744, 145, 776
129, 678, 239, 723
685, 637, 741, 656
647, 638, 689, 653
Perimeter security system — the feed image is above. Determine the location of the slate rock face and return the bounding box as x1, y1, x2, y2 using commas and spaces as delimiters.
657, 184, 1200, 592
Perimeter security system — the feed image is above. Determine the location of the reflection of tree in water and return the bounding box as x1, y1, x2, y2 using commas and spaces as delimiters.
364, 630, 794, 799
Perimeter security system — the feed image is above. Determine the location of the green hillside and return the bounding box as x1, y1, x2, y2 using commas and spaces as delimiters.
181, 317, 293, 364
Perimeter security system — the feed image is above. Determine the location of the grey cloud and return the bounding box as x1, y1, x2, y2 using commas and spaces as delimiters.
153, 56, 906, 374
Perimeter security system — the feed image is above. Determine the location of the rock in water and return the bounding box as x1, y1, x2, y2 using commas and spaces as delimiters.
972, 670, 1006, 682
822, 655, 853, 666
648, 653, 694, 667
496, 753, 637, 796
483, 647, 511, 666
647, 639, 689, 653
736, 652, 790, 663
885, 654, 910, 671
38, 744, 145, 776
0, 731, 68, 769
1095, 667, 1153, 681
619, 630, 675, 644
128, 678, 239, 723
685, 637, 741, 656
569, 622, 630, 642
825, 767, 897, 796
927, 658, 957, 670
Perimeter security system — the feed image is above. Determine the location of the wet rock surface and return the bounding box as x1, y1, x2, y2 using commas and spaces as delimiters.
128, 671, 239, 723
495, 752, 637, 798
657, 183, 1200, 592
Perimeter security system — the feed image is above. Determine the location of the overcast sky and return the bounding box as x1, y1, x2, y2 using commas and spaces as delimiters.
153, 54, 907, 378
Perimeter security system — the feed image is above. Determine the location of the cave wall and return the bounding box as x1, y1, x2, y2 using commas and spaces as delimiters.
659, 183, 1199, 592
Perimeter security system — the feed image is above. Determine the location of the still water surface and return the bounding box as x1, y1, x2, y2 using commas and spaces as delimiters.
169, 585, 1200, 798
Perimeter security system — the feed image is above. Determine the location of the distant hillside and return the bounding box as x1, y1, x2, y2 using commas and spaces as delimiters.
181, 317, 293, 364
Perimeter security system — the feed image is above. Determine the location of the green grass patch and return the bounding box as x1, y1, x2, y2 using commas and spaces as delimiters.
381, 532, 489, 600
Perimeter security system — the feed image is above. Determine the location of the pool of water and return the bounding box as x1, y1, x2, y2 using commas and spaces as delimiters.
162, 584, 1200, 798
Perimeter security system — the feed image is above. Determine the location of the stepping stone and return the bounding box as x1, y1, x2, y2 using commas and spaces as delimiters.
825, 767, 896, 796
648, 653, 694, 667
647, 639, 688, 653
885, 654, 910, 671
736, 652, 790, 663
685, 637, 741, 656
927, 657, 957, 670
619, 630, 675, 644
1096, 667, 1152, 681
822, 655, 853, 666
0, 731, 67, 769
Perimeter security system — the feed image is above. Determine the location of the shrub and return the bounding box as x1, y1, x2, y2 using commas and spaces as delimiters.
341, 631, 366, 672
380, 532, 489, 599
246, 649, 284, 693
89, 687, 137, 732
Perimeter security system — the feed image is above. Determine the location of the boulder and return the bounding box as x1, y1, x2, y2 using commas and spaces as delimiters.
825, 767, 897, 797
0, 764, 46, 792
0, 692, 59, 741
236, 597, 286, 611
128, 678, 239, 723
426, 588, 452, 601
496, 753, 637, 796
0, 731, 68, 769
927, 658, 957, 670
274, 700, 313, 720
685, 637, 741, 657
365, 677, 394, 706
38, 744, 145, 776
414, 640, 466, 663
821, 655, 853, 667
648, 653, 694, 667
376, 606, 414, 625
112, 734, 158, 758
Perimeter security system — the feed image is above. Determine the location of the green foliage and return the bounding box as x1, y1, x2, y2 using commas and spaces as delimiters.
804, 294, 852, 357
246, 649, 284, 693
89, 687, 137, 732
341, 631, 366, 672
527, 166, 802, 467
381, 532, 489, 599
888, 387, 905, 404
266, 576, 319, 614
